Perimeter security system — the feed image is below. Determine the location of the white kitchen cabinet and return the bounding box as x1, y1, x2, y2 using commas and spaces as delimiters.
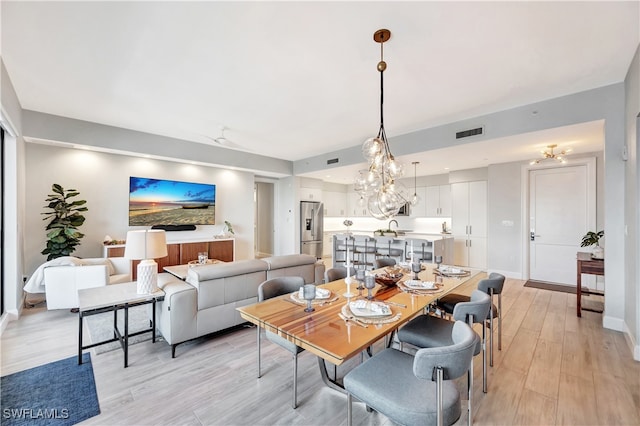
323, 191, 347, 217
323, 232, 335, 257
300, 187, 322, 202
347, 192, 368, 217
409, 187, 427, 217
451, 181, 487, 268
425, 185, 451, 217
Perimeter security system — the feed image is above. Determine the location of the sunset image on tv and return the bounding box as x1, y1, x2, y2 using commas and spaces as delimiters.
129, 177, 216, 226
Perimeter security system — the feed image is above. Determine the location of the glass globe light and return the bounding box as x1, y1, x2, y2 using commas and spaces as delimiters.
362, 137, 383, 161
411, 192, 421, 206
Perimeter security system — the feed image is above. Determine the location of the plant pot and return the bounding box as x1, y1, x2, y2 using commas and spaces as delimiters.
592, 246, 604, 259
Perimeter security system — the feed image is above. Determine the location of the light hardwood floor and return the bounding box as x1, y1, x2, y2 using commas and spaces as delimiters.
2, 278, 639, 425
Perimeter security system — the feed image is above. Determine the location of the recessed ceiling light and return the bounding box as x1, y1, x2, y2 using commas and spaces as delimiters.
444, 167, 450, 170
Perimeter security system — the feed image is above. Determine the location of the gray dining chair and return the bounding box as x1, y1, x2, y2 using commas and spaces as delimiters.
324, 266, 355, 283
374, 257, 396, 269
345, 321, 477, 426
397, 290, 491, 424
257, 276, 306, 409
437, 273, 505, 366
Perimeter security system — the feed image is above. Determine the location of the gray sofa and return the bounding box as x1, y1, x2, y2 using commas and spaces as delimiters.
157, 254, 325, 357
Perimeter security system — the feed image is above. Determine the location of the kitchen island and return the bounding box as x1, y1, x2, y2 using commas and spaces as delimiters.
331, 233, 453, 269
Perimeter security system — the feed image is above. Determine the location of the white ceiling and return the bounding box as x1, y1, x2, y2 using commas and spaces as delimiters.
2, 1, 638, 177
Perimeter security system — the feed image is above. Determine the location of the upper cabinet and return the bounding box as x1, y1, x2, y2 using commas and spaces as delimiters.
424, 185, 451, 217
323, 191, 347, 217
347, 192, 368, 217
301, 187, 322, 202
409, 187, 427, 217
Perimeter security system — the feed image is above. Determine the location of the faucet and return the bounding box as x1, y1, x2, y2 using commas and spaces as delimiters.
388, 219, 398, 231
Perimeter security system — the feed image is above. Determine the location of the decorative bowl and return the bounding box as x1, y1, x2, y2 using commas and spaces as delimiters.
375, 272, 403, 287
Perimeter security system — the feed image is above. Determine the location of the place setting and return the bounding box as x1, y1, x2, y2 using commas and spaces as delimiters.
289, 284, 339, 308
337, 270, 403, 326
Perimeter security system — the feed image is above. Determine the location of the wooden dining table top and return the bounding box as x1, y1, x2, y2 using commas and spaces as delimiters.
237, 265, 482, 366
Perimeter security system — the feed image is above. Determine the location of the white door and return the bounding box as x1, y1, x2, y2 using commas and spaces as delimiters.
529, 165, 591, 285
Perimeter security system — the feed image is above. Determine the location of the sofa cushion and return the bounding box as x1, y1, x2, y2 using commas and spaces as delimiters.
261, 254, 317, 269
186, 259, 267, 282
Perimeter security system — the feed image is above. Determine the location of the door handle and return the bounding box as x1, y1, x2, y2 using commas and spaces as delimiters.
530, 232, 541, 241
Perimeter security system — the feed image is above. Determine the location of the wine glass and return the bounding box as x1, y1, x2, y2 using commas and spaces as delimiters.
411, 262, 421, 280
435, 255, 443, 270
356, 269, 366, 294
364, 274, 376, 300
303, 284, 316, 312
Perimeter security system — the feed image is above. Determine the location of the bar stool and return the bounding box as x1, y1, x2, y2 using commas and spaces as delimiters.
332, 234, 354, 268
375, 236, 404, 264
404, 238, 433, 263
352, 235, 376, 270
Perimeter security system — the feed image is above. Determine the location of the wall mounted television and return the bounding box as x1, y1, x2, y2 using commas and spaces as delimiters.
129, 176, 216, 226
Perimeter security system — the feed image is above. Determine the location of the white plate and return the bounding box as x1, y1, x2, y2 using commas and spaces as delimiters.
404, 280, 436, 290
348, 301, 392, 317
295, 288, 332, 300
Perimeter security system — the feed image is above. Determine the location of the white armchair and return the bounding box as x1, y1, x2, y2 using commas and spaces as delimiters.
43, 257, 131, 309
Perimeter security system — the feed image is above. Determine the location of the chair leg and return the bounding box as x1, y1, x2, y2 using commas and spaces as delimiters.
257, 326, 262, 378
482, 323, 487, 393
468, 359, 473, 426
347, 393, 353, 426
292, 353, 298, 409
498, 294, 502, 351
489, 311, 494, 367
436, 366, 444, 426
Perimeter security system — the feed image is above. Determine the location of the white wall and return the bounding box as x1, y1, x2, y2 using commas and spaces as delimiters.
624, 43, 640, 359
1, 58, 25, 321
23, 143, 256, 276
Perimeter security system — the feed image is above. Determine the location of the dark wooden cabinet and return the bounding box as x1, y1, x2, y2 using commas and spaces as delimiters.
105, 239, 235, 279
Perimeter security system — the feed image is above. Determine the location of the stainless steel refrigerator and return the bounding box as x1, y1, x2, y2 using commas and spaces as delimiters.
300, 201, 323, 259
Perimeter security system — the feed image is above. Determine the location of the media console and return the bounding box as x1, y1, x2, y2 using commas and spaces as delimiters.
104, 238, 235, 280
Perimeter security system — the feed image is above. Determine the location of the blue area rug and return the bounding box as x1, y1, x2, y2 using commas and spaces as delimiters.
1, 353, 100, 426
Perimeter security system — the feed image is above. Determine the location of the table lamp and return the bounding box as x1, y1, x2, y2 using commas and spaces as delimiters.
124, 230, 168, 294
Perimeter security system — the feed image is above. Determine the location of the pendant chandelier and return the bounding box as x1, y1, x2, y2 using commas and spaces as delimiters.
529, 144, 570, 165
354, 29, 409, 220
411, 161, 420, 206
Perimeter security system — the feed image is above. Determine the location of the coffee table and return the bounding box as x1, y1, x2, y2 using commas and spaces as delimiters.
78, 282, 165, 368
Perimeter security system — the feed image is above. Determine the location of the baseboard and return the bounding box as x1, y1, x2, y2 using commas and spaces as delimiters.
486, 269, 521, 280
621, 322, 640, 361
0, 310, 19, 336
602, 315, 625, 332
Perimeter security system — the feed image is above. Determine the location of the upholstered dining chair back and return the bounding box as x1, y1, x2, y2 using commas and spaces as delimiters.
257, 276, 306, 409
258, 276, 305, 302
452, 290, 491, 325
413, 321, 477, 381
324, 266, 355, 283
477, 273, 505, 296
344, 321, 477, 426
374, 258, 396, 269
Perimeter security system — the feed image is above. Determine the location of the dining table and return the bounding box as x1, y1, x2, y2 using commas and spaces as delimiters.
237, 264, 482, 392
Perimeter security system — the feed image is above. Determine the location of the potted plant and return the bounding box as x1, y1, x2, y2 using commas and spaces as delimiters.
41, 184, 88, 260
580, 230, 604, 259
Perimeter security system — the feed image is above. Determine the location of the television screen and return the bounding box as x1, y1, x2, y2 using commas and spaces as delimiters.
129, 176, 216, 226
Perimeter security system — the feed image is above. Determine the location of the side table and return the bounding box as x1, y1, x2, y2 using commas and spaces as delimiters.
576, 252, 604, 317
78, 282, 165, 367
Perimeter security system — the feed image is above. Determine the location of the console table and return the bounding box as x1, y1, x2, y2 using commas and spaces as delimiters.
576, 251, 604, 317
104, 237, 235, 279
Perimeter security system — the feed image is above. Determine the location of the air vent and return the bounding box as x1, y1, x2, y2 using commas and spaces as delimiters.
456, 127, 484, 139
327, 158, 339, 165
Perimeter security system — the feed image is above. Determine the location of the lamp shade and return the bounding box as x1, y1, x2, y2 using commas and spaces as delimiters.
124, 230, 168, 260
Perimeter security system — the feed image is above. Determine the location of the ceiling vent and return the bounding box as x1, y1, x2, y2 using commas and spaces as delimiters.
327, 158, 339, 165
456, 127, 484, 139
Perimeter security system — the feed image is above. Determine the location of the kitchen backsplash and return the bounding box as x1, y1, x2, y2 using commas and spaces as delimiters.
324, 216, 450, 234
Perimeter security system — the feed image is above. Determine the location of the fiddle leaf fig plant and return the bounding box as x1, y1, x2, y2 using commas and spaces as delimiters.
41, 184, 88, 260
580, 230, 604, 248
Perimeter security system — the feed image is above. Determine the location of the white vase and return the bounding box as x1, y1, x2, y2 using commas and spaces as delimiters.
592, 246, 604, 259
